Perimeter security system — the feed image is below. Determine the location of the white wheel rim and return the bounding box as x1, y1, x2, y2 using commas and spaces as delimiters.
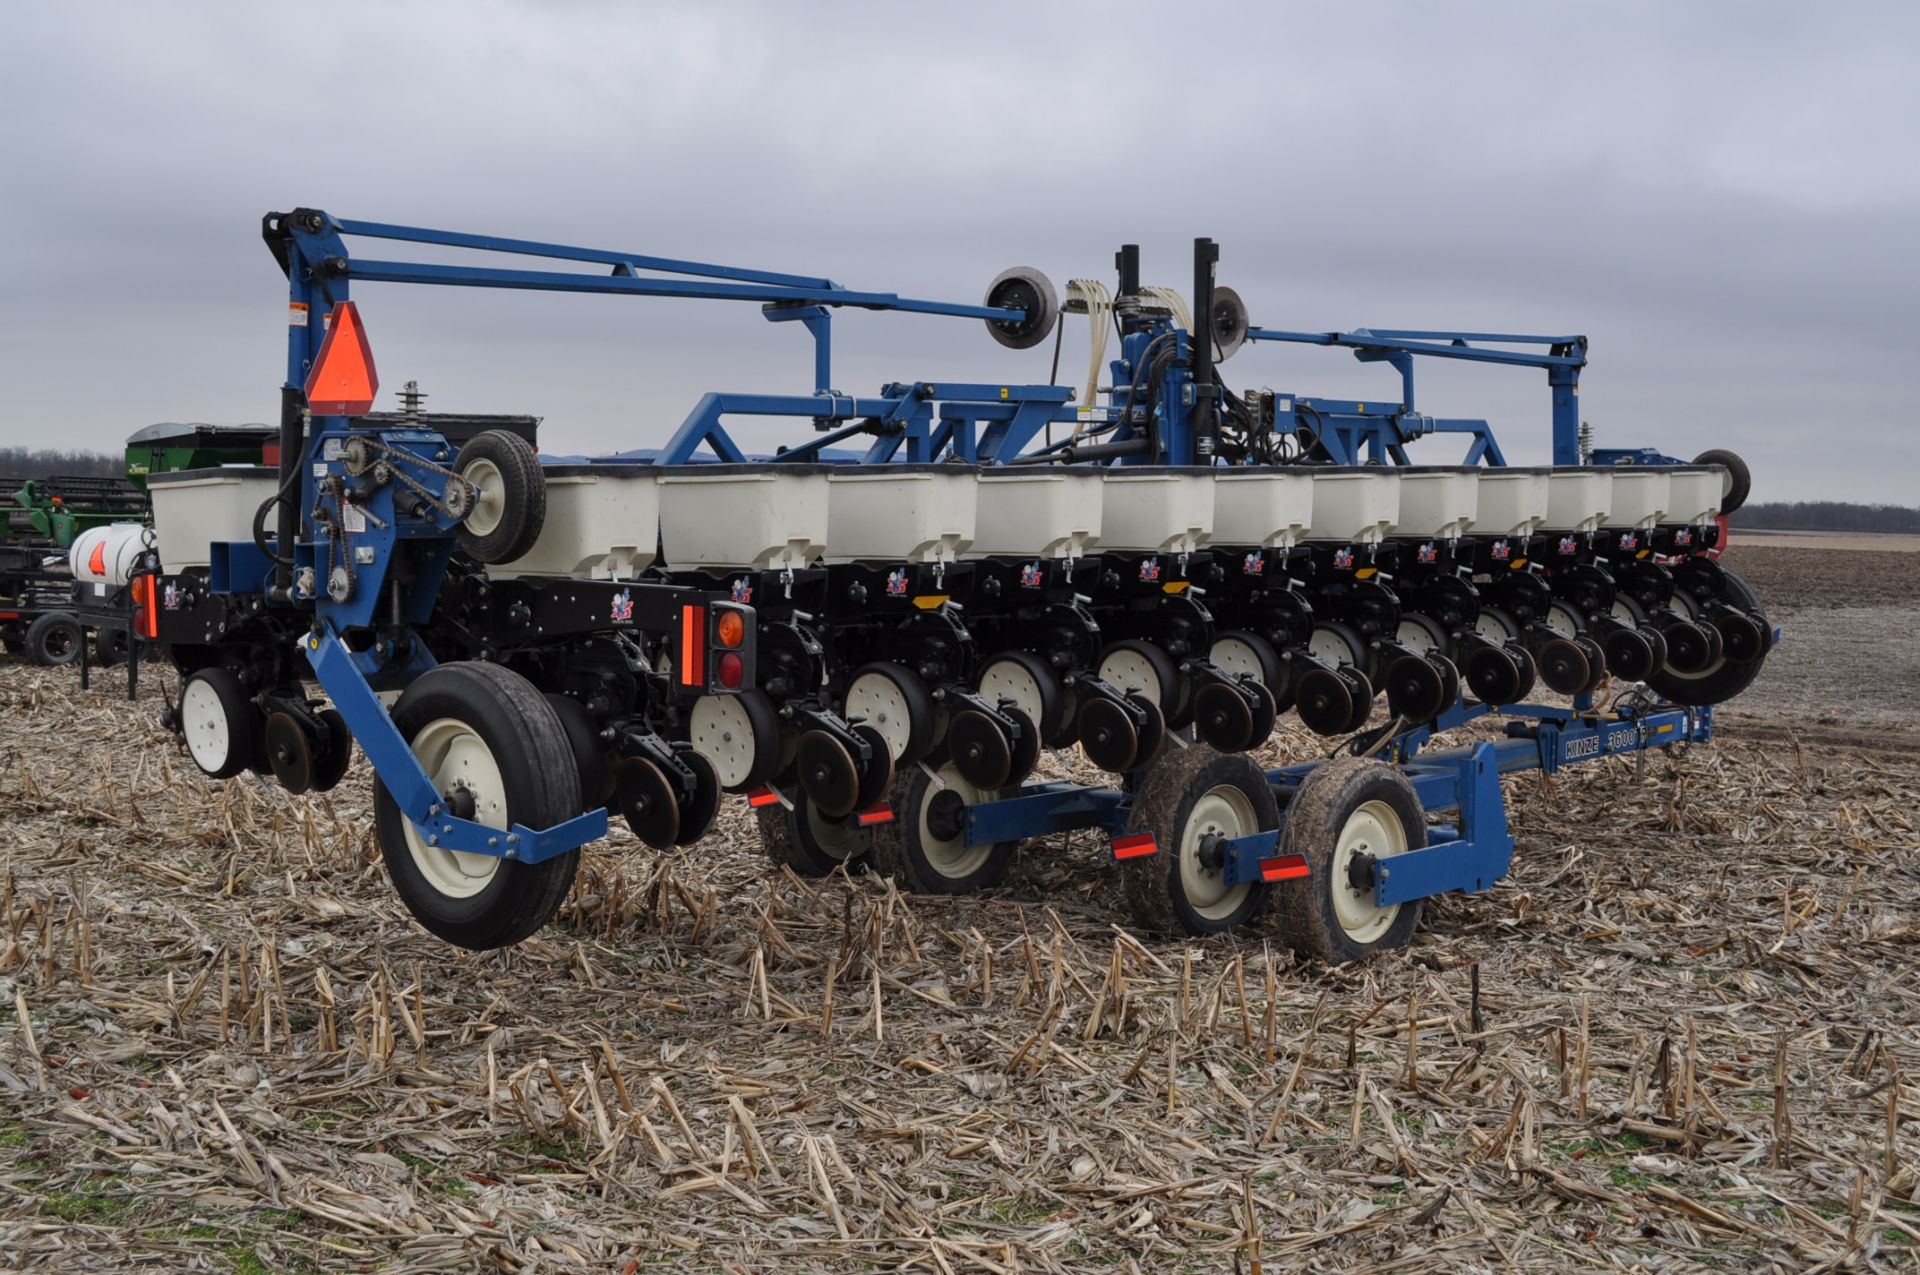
977, 658, 1047, 727
403, 717, 507, 899
1393, 620, 1436, 652
1178, 784, 1258, 921
803, 799, 870, 863
1100, 647, 1162, 704
690, 694, 760, 788
1307, 627, 1357, 668
1609, 599, 1638, 624
1473, 612, 1514, 642
1544, 604, 1581, 639
846, 670, 919, 762
1210, 637, 1268, 685
1331, 799, 1408, 944
181, 677, 233, 774
918, 764, 993, 879
462, 457, 506, 536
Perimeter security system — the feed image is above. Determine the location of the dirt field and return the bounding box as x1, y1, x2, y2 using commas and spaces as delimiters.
3, 543, 1918, 1273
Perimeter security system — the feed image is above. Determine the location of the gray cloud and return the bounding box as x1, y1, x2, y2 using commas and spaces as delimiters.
2, 0, 1915, 501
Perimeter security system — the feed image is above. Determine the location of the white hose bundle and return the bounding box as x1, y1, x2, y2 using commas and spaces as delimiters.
1064, 278, 1113, 439
1139, 285, 1192, 334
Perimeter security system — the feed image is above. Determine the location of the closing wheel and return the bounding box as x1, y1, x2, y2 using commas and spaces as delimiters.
1295, 666, 1355, 737
452, 429, 547, 564
983, 266, 1060, 350
264, 710, 318, 795
1382, 654, 1447, 723
1507, 643, 1538, 701
1119, 747, 1279, 936
1211, 630, 1282, 692
755, 795, 872, 876
1246, 680, 1279, 747
309, 708, 355, 793
545, 693, 610, 809
946, 709, 1014, 791
1463, 643, 1522, 705
1131, 694, 1167, 767
872, 763, 1020, 894
689, 689, 780, 793
1648, 567, 1771, 706
1273, 758, 1426, 963
795, 729, 863, 819
1341, 667, 1375, 734
1534, 635, 1591, 696
179, 666, 263, 779
1601, 626, 1658, 682
25, 612, 82, 668
1077, 696, 1140, 773
1193, 681, 1257, 753
851, 724, 895, 812
976, 651, 1070, 749
1658, 617, 1714, 675
614, 755, 681, 849
1574, 636, 1609, 695
673, 751, 722, 846
373, 662, 582, 950
846, 662, 936, 765
1710, 608, 1766, 664
1003, 707, 1041, 786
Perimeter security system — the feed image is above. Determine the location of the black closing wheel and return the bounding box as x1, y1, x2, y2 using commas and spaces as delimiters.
1382, 654, 1447, 723
25, 612, 82, 668
1273, 758, 1428, 964
1534, 635, 1590, 696
615, 755, 682, 848
1574, 636, 1609, 695
947, 709, 1014, 791
1003, 707, 1042, 787
755, 795, 872, 877
452, 429, 547, 564
1295, 666, 1356, 737
545, 694, 611, 809
264, 710, 318, 795
1341, 668, 1375, 734
871, 762, 1020, 895
1193, 681, 1257, 753
1119, 747, 1280, 936
373, 662, 582, 951
309, 707, 355, 794
846, 662, 936, 765
1131, 694, 1168, 767
1693, 448, 1752, 515
1463, 643, 1522, 706
674, 751, 723, 846
178, 666, 263, 779
795, 728, 863, 819
851, 724, 896, 813
1076, 696, 1140, 773
1658, 618, 1714, 675
983, 266, 1060, 350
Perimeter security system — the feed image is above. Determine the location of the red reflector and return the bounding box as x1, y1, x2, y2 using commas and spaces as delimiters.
679, 604, 705, 687
1259, 854, 1311, 882
303, 300, 379, 415
1111, 833, 1157, 860
261, 442, 281, 467
0, 611, 18, 620
716, 651, 744, 690
747, 787, 781, 808
854, 803, 895, 827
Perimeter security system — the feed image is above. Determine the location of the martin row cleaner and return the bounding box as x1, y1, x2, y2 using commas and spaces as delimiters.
89, 210, 1768, 959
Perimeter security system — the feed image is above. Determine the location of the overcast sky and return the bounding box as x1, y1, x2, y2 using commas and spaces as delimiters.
3, 2, 1915, 502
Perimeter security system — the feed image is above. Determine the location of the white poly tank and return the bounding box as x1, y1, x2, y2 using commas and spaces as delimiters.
1605, 468, 1670, 530
68, 523, 151, 587
1098, 467, 1215, 555
1394, 469, 1479, 540
824, 465, 978, 564
658, 464, 830, 571
1303, 469, 1400, 546
492, 464, 660, 580
147, 466, 281, 572
1212, 470, 1313, 549
1663, 467, 1722, 526
1468, 468, 1551, 538
1542, 470, 1613, 533
967, 468, 1102, 560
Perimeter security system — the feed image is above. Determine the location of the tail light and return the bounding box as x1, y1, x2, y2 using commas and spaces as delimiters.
131, 575, 160, 639
680, 600, 755, 694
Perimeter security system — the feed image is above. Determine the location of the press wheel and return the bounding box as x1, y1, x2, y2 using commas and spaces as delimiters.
264, 710, 318, 795
615, 755, 681, 849
795, 729, 862, 819
1077, 697, 1139, 773
673, 751, 723, 846
309, 708, 355, 793
851, 724, 896, 813
1004, 707, 1041, 787
946, 709, 1014, 791
1193, 681, 1256, 753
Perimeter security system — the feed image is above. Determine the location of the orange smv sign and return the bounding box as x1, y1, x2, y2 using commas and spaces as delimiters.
303, 300, 379, 415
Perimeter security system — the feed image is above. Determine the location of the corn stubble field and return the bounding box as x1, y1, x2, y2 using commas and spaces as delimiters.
2, 542, 1918, 1274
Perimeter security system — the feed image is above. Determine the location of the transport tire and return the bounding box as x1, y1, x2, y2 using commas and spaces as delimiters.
452, 430, 547, 565
689, 690, 779, 793
1272, 758, 1426, 963
755, 795, 872, 877
373, 662, 582, 951
1647, 568, 1770, 707
983, 266, 1060, 350
93, 627, 131, 667
872, 762, 1019, 895
178, 666, 264, 779
1692, 448, 1751, 515
1119, 746, 1278, 936
545, 693, 611, 810
24, 612, 82, 668
847, 662, 936, 765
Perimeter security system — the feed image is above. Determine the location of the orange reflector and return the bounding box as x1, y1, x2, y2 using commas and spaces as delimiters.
715, 608, 745, 649
303, 300, 379, 415
679, 604, 706, 687
131, 576, 159, 639
1111, 833, 1157, 860
747, 788, 781, 808
88, 541, 106, 576
854, 803, 895, 827
1259, 854, 1311, 882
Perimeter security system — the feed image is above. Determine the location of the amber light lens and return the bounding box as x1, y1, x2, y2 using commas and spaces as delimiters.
715, 608, 746, 649
717, 652, 745, 690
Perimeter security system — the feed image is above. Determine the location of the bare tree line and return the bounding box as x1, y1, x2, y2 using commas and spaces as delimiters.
0, 446, 123, 480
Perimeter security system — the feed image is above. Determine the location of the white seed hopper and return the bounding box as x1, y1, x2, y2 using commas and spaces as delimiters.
967, 468, 1103, 560
1604, 468, 1670, 531
1542, 470, 1613, 533
1664, 466, 1723, 526
493, 464, 659, 580
658, 464, 830, 571
1211, 469, 1313, 549
1467, 468, 1552, 539
1303, 469, 1400, 546
148, 467, 280, 573
1098, 467, 1215, 555
1394, 468, 1479, 541
824, 465, 978, 564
